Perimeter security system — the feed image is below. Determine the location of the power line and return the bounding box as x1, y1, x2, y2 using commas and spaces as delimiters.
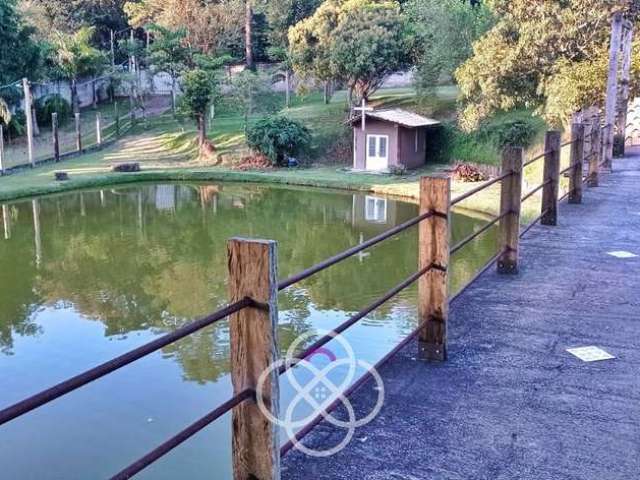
75, 61, 129, 87
0, 79, 21, 91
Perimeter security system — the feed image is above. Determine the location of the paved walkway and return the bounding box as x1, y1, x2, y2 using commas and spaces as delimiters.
282, 150, 640, 480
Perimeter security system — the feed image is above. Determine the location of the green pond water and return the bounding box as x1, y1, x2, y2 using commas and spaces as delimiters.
0, 183, 498, 479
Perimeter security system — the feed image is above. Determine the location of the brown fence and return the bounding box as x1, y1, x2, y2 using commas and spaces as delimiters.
0, 107, 136, 175
0, 115, 613, 478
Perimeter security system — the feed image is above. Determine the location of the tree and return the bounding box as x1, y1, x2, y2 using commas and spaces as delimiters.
124, 0, 244, 56
0, 0, 45, 138
543, 42, 640, 127
0, 0, 45, 85
263, 0, 322, 50
406, 0, 493, 94
455, 0, 639, 129
181, 69, 215, 151
289, 0, 417, 104
21, 0, 129, 48
147, 24, 191, 113
245, 1, 254, 68
50, 26, 107, 113
267, 46, 294, 108
230, 70, 273, 132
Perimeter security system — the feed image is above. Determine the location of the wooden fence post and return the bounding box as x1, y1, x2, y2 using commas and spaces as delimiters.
114, 102, 120, 136
568, 123, 584, 204
0, 125, 4, 175
497, 147, 523, 274
602, 124, 613, 171
130, 96, 136, 126
23, 78, 35, 168
418, 176, 450, 361
228, 238, 280, 480
541, 131, 561, 225
96, 113, 102, 147
129, 35, 137, 128
75, 113, 82, 153
285, 70, 291, 109
588, 116, 601, 187
52, 113, 60, 162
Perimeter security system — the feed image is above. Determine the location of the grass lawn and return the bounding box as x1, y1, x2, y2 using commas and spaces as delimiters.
0, 84, 563, 223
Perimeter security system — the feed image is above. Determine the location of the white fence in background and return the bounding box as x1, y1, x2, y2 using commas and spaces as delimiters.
28, 70, 176, 110
24, 65, 416, 110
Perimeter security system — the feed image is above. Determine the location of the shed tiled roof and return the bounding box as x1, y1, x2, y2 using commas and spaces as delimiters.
351, 108, 440, 128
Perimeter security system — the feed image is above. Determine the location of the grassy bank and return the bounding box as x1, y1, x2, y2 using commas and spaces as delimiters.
2, 98, 139, 169
0, 85, 562, 223
0, 146, 556, 225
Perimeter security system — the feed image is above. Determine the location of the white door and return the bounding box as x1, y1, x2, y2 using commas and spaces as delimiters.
366, 135, 389, 170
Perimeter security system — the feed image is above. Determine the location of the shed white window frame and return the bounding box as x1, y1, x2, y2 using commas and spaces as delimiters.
365, 195, 388, 223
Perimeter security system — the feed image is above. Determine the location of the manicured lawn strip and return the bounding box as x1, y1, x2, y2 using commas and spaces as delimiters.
0, 84, 550, 222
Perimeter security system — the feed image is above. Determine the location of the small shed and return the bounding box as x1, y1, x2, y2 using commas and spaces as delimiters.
350, 108, 440, 171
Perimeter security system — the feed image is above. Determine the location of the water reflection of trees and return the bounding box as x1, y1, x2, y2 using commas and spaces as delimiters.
0, 204, 42, 354
0, 184, 499, 382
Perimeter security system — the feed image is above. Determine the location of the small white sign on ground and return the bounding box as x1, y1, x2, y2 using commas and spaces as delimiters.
566, 346, 615, 362
607, 251, 638, 258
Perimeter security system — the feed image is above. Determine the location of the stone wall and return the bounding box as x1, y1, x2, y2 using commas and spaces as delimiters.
626, 97, 640, 146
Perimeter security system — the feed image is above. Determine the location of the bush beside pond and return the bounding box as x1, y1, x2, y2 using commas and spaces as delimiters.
426, 109, 548, 166
246, 115, 312, 166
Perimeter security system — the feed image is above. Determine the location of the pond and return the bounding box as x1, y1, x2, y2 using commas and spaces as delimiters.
0, 183, 498, 479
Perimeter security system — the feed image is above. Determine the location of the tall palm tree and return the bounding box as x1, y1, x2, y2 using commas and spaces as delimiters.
51, 27, 107, 113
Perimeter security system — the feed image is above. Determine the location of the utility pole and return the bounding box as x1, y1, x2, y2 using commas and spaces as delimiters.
603, 12, 623, 169
617, 20, 634, 156
110, 29, 115, 68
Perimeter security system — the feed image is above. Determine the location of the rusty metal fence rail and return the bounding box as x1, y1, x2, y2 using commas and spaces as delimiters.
0, 119, 612, 479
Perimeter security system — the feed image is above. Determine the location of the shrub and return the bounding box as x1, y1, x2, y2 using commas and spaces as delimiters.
426, 123, 499, 166
425, 123, 455, 163
388, 165, 407, 176
246, 115, 311, 166
475, 110, 546, 148
426, 110, 547, 167
6, 109, 26, 137
35, 94, 72, 127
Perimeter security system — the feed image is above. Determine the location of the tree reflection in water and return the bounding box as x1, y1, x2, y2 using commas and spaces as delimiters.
0, 183, 502, 479
0, 184, 498, 381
